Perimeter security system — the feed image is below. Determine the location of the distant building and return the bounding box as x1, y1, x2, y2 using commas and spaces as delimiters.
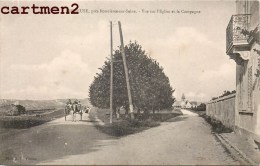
185, 101, 192, 109
190, 101, 198, 108
179, 93, 196, 109
181, 93, 186, 108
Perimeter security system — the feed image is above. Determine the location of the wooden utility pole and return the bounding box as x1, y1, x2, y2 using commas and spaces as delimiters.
109, 21, 113, 124
118, 21, 134, 119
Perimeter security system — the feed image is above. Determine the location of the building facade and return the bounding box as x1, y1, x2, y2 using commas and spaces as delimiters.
226, 0, 259, 141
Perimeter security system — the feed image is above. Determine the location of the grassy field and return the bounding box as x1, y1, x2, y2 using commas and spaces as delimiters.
0, 98, 91, 129
93, 107, 183, 137
0, 100, 63, 111
0, 98, 90, 111
0, 109, 64, 129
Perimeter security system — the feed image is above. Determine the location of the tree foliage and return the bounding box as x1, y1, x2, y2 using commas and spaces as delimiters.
89, 41, 175, 111
194, 103, 206, 112
211, 90, 236, 101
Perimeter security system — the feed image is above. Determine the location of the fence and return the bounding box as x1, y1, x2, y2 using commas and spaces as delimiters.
206, 93, 236, 130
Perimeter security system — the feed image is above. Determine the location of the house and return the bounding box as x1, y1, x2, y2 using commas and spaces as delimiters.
179, 93, 197, 109
225, 0, 260, 142
190, 101, 198, 108
185, 101, 192, 109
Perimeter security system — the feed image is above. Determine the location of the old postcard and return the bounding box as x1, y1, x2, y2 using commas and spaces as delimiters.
0, 0, 259, 165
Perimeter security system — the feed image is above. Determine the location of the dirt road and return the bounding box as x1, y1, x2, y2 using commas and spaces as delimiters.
0, 111, 110, 165
37, 109, 240, 165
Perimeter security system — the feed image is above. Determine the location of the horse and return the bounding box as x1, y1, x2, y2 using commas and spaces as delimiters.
64, 104, 73, 121
72, 103, 83, 121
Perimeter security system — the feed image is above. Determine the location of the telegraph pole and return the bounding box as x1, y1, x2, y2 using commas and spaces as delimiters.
109, 21, 113, 123
118, 21, 134, 119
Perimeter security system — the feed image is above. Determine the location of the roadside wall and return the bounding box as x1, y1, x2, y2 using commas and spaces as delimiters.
206, 94, 236, 130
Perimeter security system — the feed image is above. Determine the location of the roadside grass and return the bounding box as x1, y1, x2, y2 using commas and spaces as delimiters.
95, 118, 160, 137
186, 109, 233, 133
93, 108, 183, 137
197, 112, 233, 133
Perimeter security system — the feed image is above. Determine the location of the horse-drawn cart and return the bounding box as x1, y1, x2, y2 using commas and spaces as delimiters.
64, 103, 83, 121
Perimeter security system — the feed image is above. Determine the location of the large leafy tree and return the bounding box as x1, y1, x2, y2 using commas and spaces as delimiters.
89, 41, 175, 112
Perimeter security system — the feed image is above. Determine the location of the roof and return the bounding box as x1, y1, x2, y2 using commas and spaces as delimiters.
190, 101, 198, 105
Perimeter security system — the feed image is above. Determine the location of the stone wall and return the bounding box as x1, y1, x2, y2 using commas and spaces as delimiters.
206, 94, 236, 130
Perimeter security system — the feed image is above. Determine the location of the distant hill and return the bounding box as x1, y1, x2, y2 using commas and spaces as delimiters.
56, 98, 91, 106
0, 98, 91, 111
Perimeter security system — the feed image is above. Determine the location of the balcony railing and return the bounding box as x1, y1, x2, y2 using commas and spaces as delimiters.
226, 14, 251, 54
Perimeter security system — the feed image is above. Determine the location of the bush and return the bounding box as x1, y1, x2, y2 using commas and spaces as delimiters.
140, 118, 160, 127
194, 103, 206, 111
16, 105, 26, 114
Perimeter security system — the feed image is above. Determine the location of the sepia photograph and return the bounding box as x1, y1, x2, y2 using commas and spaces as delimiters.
0, 0, 259, 165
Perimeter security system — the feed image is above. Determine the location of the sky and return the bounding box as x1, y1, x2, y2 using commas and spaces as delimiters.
0, 0, 237, 101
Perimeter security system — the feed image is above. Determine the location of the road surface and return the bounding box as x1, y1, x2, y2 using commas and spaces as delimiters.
35, 109, 240, 165
0, 111, 108, 165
